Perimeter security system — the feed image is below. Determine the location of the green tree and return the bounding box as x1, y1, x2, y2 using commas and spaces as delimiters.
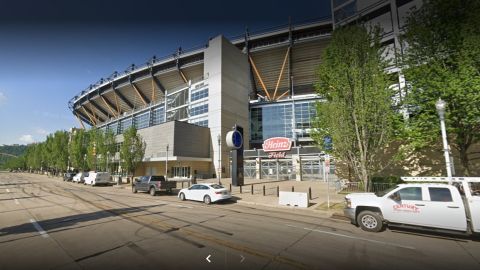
52, 131, 69, 173
120, 127, 145, 177
401, 0, 480, 176
313, 25, 395, 190
69, 129, 90, 171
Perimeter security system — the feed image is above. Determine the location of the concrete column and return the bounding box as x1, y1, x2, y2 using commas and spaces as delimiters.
293, 154, 302, 181
255, 157, 262, 180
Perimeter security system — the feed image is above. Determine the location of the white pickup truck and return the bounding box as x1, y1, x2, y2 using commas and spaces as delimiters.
343, 177, 480, 235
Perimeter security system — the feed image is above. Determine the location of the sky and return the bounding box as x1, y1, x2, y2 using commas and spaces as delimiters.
0, 0, 331, 145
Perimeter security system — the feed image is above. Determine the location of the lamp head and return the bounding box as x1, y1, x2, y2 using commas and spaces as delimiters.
435, 98, 446, 116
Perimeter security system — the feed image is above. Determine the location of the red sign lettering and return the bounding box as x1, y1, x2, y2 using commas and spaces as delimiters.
263, 137, 292, 152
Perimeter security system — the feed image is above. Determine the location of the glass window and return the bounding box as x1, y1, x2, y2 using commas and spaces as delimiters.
152, 106, 165, 125
398, 187, 422, 200
167, 107, 188, 121
469, 182, 480, 196
334, 1, 356, 23
429, 188, 453, 202
134, 112, 149, 129
210, 184, 224, 189
191, 88, 209, 102
190, 104, 208, 116
167, 88, 189, 110
119, 117, 132, 133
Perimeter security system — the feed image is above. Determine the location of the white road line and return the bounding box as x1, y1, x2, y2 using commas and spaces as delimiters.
6, 189, 10, 192
14, 199, 19, 205
286, 224, 416, 250
30, 219, 49, 238
171, 204, 193, 209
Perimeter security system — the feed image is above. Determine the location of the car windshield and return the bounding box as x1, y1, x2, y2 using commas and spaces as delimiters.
375, 186, 398, 197
210, 184, 224, 189
151, 176, 165, 181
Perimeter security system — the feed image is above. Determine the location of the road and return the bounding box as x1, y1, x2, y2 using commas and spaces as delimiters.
1, 172, 479, 270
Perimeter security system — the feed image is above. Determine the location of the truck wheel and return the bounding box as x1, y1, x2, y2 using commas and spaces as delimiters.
132, 186, 137, 193
204, 195, 211, 205
358, 211, 384, 232
150, 187, 156, 196
179, 193, 185, 201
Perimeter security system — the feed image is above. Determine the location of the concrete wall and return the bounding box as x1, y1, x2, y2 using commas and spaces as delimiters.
136, 160, 212, 178
116, 121, 211, 160
205, 35, 250, 178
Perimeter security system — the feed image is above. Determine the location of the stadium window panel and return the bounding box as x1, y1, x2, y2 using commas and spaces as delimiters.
190, 104, 208, 116
167, 107, 188, 121
152, 106, 165, 126
191, 88, 209, 102
120, 117, 132, 133
108, 122, 119, 135
134, 112, 149, 129
167, 88, 188, 110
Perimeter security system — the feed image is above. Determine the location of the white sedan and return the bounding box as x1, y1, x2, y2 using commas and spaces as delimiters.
178, 183, 231, 204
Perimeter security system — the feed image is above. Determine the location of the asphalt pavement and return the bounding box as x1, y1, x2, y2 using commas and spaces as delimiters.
1, 172, 479, 270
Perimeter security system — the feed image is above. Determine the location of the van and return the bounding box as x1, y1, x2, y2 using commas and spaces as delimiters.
84, 172, 111, 186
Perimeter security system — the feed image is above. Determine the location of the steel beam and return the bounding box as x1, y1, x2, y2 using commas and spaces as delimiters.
112, 83, 134, 110
74, 112, 86, 129
90, 99, 111, 119
272, 47, 290, 100
151, 73, 166, 93
75, 110, 92, 126
101, 95, 118, 117
249, 55, 271, 100
130, 80, 150, 105
81, 106, 97, 126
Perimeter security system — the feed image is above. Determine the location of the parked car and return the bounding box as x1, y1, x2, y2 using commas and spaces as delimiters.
344, 177, 480, 235
63, 172, 76, 182
72, 172, 88, 183
132, 175, 176, 196
84, 172, 111, 186
178, 183, 231, 204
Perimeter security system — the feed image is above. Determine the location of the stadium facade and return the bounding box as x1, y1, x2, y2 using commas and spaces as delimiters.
68, 0, 422, 179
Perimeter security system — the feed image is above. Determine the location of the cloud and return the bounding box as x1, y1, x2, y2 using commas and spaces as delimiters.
35, 128, 49, 136
19, 135, 35, 144
0, 92, 6, 106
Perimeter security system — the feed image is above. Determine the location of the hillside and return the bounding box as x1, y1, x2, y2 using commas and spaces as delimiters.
0, 144, 28, 168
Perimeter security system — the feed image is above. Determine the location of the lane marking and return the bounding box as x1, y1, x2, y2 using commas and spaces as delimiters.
30, 219, 49, 238
286, 224, 416, 250
171, 204, 193, 209
6, 189, 10, 192
14, 199, 19, 205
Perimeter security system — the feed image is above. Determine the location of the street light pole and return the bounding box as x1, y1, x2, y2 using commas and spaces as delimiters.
107, 151, 110, 173
165, 144, 169, 180
217, 134, 221, 185
435, 98, 453, 185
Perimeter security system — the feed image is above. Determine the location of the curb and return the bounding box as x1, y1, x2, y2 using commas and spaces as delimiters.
236, 199, 345, 217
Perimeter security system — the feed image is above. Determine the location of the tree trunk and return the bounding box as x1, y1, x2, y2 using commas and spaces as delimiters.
459, 147, 471, 176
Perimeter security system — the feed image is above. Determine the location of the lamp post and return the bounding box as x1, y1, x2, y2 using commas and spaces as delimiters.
217, 134, 221, 185
165, 144, 169, 180
435, 98, 453, 185
106, 151, 110, 173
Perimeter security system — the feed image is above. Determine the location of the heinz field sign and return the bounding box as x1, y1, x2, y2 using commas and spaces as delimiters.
262, 137, 292, 158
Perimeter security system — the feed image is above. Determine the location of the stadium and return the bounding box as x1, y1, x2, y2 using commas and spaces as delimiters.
68, 0, 422, 179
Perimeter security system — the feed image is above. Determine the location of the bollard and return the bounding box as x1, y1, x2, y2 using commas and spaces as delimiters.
229, 184, 232, 192
263, 185, 265, 196
292, 186, 294, 192
251, 184, 254, 194
277, 186, 279, 197
240, 185, 242, 194
309, 187, 312, 200
182, 182, 184, 188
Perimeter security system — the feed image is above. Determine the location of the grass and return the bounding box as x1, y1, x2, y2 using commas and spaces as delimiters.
315, 201, 345, 211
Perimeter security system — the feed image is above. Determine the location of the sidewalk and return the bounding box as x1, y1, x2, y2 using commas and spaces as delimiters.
114, 177, 347, 217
